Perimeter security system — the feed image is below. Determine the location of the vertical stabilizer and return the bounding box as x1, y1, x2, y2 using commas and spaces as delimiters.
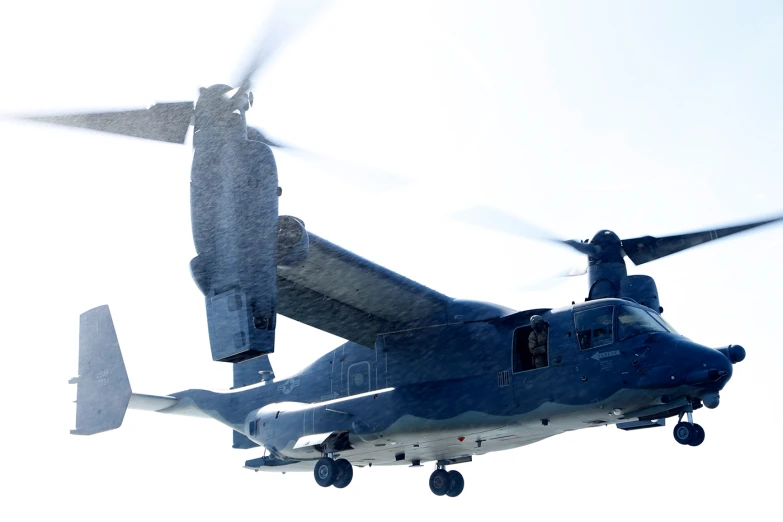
233, 356, 275, 388
71, 305, 132, 435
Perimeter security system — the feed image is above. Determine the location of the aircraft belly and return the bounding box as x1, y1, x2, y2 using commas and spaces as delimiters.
261, 383, 681, 468
335, 413, 559, 466
337, 388, 661, 466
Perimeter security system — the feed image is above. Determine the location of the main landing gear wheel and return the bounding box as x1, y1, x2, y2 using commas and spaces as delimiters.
314, 457, 337, 487
446, 470, 464, 497
689, 424, 705, 447
429, 469, 450, 496
332, 459, 353, 488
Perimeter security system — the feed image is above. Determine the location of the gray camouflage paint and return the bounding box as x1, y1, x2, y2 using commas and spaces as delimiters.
60, 83, 747, 477
73, 298, 738, 473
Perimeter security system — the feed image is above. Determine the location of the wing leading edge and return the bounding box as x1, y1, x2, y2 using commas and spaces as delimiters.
277, 231, 453, 347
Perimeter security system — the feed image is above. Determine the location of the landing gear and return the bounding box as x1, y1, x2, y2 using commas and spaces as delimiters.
314, 457, 354, 488
429, 467, 465, 497
673, 422, 696, 444
690, 424, 705, 446
333, 459, 354, 488
429, 469, 450, 496
314, 457, 337, 487
672, 408, 706, 447
446, 470, 465, 497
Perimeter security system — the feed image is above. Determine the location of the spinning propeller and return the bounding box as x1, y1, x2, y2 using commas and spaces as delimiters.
16, 1, 325, 150
457, 206, 783, 267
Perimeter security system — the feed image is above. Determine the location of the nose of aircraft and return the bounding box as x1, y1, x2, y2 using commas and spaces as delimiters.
677, 340, 736, 390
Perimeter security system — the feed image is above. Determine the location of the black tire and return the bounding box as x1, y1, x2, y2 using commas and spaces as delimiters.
429, 469, 450, 496
314, 458, 337, 487
446, 470, 464, 497
673, 422, 695, 445
688, 424, 705, 447
333, 459, 354, 488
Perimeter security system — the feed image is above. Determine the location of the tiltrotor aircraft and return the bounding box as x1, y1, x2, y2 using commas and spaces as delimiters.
22, 5, 779, 498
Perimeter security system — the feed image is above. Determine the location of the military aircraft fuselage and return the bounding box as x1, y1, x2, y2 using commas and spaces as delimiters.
170, 297, 737, 468
24, 6, 763, 495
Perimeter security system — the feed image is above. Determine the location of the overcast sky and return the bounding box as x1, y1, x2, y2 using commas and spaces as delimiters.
1, 1, 781, 520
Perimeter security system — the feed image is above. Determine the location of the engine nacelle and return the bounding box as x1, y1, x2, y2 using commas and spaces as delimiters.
619, 275, 662, 313
190, 135, 279, 363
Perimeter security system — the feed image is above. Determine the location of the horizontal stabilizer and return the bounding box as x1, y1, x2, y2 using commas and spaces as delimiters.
128, 393, 178, 412
71, 306, 131, 435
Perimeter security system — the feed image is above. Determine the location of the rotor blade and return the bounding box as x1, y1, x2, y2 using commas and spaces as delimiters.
454, 206, 559, 240
247, 126, 282, 148
560, 264, 589, 277
250, 126, 407, 189
623, 214, 783, 266
562, 239, 601, 257
515, 264, 587, 292
282, 145, 409, 191
235, 0, 331, 95
453, 206, 601, 256
19, 101, 194, 144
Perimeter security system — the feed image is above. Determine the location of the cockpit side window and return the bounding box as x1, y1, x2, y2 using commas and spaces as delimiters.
618, 305, 667, 341
574, 306, 614, 350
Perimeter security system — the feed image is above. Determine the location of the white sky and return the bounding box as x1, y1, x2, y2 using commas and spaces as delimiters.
1, 1, 782, 520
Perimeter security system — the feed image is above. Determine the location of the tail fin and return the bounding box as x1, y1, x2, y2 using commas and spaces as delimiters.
70, 305, 132, 435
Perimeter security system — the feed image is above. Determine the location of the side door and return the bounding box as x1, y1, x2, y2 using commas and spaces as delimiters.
511, 323, 552, 408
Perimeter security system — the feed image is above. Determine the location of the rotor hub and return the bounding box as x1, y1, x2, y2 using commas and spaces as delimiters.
587, 229, 624, 264
194, 84, 251, 144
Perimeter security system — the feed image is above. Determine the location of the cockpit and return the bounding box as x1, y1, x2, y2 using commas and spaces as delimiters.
574, 302, 678, 350
512, 300, 681, 373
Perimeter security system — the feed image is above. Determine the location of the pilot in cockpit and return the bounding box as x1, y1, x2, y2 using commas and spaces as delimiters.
528, 315, 549, 369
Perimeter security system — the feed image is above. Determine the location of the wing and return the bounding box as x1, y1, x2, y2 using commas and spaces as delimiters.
276, 231, 453, 347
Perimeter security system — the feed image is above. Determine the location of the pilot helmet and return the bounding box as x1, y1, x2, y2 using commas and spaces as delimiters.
530, 315, 543, 329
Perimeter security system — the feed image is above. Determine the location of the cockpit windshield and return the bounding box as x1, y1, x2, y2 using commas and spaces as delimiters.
649, 310, 679, 335
617, 305, 671, 341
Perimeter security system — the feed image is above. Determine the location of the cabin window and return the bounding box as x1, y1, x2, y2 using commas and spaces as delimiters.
248, 419, 257, 436
618, 306, 667, 341
574, 306, 614, 350
347, 362, 371, 395
513, 326, 546, 372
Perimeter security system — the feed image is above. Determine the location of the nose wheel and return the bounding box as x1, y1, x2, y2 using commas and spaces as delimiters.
429, 466, 465, 497
672, 409, 706, 447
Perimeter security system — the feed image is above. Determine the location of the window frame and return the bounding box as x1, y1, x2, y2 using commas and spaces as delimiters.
573, 305, 615, 351
617, 304, 668, 342
511, 325, 549, 373
648, 310, 679, 335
